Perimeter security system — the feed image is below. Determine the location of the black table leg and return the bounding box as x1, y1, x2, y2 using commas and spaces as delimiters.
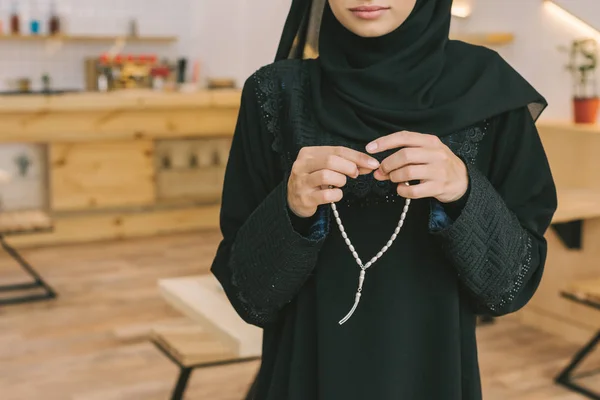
171, 367, 192, 400
555, 330, 600, 399
0, 234, 56, 305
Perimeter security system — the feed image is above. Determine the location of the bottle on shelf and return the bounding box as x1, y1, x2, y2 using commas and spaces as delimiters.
30, 0, 41, 35
49, 0, 60, 35
10, 1, 20, 35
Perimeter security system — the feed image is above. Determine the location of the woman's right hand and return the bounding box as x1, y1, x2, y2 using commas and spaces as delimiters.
287, 146, 380, 218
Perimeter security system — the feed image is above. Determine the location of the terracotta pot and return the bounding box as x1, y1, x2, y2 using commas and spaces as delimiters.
573, 97, 599, 124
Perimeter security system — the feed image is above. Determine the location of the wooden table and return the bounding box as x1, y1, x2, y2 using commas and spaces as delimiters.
159, 274, 262, 359
551, 188, 600, 249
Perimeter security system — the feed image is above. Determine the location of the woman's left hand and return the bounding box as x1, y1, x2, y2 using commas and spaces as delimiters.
366, 131, 469, 203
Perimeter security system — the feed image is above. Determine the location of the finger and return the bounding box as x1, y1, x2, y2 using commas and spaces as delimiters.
307, 169, 348, 188
396, 180, 440, 199
389, 165, 436, 183
303, 154, 359, 178
331, 146, 380, 170
311, 187, 343, 205
366, 131, 441, 154
379, 148, 442, 175
358, 167, 373, 175
373, 169, 390, 181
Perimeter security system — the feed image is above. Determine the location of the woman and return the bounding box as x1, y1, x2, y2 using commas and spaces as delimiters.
211, 0, 557, 399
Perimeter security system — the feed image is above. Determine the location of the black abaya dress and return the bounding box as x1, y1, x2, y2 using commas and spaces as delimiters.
210, 59, 557, 400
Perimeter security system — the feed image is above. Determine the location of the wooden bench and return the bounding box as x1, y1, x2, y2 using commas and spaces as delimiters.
0, 210, 56, 305
151, 325, 259, 400
555, 279, 600, 399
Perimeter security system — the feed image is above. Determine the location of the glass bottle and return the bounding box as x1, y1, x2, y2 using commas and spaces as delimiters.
49, 0, 60, 35
10, 2, 20, 35
30, 1, 40, 35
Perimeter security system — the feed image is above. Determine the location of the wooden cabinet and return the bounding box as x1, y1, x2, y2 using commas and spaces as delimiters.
155, 138, 231, 203
50, 140, 155, 211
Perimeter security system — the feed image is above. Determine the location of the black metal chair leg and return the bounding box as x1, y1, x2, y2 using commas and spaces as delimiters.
170, 367, 192, 400
0, 235, 56, 305
555, 330, 600, 399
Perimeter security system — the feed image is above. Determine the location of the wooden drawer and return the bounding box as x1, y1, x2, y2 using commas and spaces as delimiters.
50, 140, 155, 211
155, 138, 231, 203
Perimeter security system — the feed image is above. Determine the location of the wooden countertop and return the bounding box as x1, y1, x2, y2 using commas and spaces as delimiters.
0, 89, 242, 142
0, 89, 242, 113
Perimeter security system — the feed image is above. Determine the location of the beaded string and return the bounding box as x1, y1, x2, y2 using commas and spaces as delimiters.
330, 182, 411, 325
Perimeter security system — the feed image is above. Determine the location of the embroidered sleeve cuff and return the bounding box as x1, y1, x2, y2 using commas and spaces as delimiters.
431, 165, 534, 314
228, 180, 329, 325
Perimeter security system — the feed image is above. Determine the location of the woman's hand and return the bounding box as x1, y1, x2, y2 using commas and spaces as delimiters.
288, 146, 380, 218
366, 131, 468, 203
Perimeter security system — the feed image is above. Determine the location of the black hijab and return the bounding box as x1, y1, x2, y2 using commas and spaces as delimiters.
275, 0, 547, 141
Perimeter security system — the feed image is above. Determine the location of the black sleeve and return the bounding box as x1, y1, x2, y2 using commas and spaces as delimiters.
210, 74, 329, 328
432, 108, 557, 316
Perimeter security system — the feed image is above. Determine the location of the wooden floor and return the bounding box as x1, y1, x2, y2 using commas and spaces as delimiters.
0, 231, 599, 400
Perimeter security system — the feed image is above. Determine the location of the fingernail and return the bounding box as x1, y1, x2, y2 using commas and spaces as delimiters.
368, 158, 379, 168
366, 142, 378, 152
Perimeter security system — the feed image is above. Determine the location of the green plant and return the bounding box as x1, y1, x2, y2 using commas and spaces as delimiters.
560, 38, 598, 99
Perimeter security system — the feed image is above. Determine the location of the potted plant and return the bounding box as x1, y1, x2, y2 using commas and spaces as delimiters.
561, 38, 599, 124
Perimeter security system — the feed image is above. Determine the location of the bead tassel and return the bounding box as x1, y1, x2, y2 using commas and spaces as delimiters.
332, 182, 411, 325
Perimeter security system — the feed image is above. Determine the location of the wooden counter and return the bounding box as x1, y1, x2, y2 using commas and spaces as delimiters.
0, 90, 242, 248
0, 89, 241, 142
